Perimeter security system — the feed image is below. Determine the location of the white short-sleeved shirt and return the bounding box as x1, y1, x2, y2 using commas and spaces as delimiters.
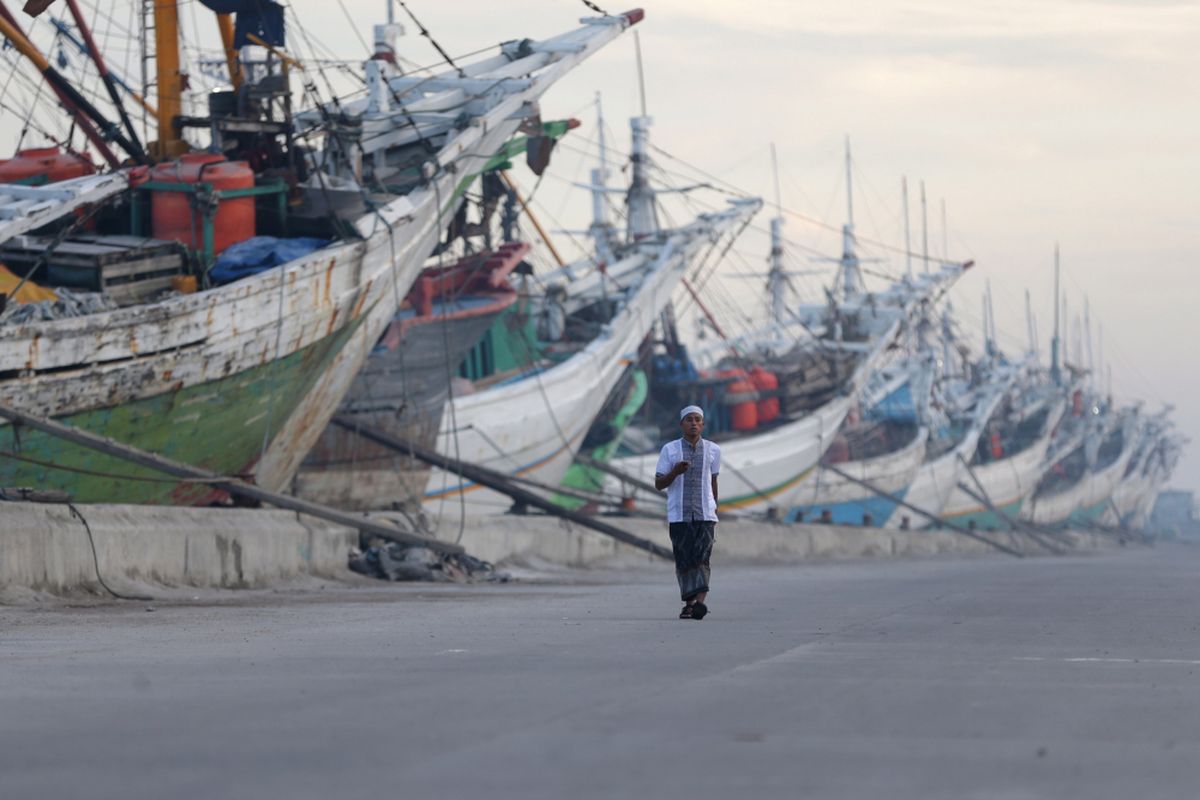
655, 438, 721, 523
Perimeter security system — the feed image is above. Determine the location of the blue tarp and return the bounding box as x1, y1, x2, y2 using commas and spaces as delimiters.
210, 236, 330, 285
869, 382, 920, 424
198, 0, 286, 47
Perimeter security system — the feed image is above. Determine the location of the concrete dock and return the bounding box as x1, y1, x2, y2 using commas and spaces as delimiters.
2, 542, 1198, 799
0, 501, 1121, 598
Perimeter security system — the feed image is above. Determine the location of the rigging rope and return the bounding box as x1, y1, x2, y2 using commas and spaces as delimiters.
397, 1, 465, 78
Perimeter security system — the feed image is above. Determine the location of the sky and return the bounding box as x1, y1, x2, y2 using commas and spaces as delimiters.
7, 0, 1200, 489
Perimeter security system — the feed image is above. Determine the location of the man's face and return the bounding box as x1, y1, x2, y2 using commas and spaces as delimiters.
680, 412, 704, 439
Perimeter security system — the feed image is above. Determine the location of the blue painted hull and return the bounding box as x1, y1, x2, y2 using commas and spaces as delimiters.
786, 491, 908, 527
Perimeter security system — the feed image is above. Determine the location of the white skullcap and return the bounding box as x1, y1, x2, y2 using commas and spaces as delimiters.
680, 405, 704, 421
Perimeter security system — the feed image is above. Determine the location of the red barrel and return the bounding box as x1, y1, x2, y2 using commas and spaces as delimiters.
749, 367, 780, 423
727, 377, 759, 431
0, 147, 94, 184
150, 153, 255, 255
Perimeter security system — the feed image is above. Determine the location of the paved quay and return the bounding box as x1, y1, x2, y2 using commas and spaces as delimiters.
3, 544, 1200, 799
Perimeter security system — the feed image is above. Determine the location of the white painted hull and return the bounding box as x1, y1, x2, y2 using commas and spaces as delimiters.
1022, 471, 1091, 526
1024, 425, 1136, 528
940, 403, 1066, 527
424, 203, 760, 515
609, 393, 854, 516
608, 321, 913, 517
1072, 444, 1137, 522
787, 426, 929, 526
1105, 471, 1152, 528
883, 372, 1016, 529
885, 444, 962, 529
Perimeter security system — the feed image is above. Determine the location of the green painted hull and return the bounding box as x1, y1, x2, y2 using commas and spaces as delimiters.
554, 370, 648, 511
0, 325, 358, 505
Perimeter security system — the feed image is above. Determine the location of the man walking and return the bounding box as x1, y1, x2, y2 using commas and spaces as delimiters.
654, 405, 720, 620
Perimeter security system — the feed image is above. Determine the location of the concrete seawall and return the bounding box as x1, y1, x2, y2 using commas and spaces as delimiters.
0, 502, 356, 597
436, 514, 1121, 569
1, 502, 1124, 599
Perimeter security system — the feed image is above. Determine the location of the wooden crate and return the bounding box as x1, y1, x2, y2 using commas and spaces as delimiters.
0, 235, 187, 306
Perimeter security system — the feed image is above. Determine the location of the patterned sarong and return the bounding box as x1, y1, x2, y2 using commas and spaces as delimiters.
668, 520, 715, 601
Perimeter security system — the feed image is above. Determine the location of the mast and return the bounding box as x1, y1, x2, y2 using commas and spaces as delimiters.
981, 290, 991, 356
64, 0, 147, 162
153, 0, 187, 158
920, 180, 929, 273
625, 33, 658, 240
902, 176, 912, 279
941, 304, 954, 377
1062, 293, 1069, 368
1051, 243, 1061, 384
940, 198, 948, 263
1025, 288, 1037, 358
1084, 295, 1094, 391
836, 136, 863, 300
985, 279, 998, 354
768, 142, 785, 326
587, 92, 616, 263
0, 3, 121, 166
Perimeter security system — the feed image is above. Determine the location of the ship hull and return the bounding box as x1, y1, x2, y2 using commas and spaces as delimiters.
0, 322, 357, 503
610, 394, 854, 516
294, 295, 511, 510
939, 403, 1065, 530
786, 426, 928, 526
425, 206, 760, 515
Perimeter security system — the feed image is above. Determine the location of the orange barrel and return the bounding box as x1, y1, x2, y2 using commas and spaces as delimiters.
749, 367, 780, 422
727, 377, 759, 431
990, 431, 1004, 459
151, 153, 256, 255
0, 147, 94, 184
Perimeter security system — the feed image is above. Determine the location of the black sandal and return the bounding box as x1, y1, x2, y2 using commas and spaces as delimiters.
691, 602, 708, 620
679, 605, 694, 619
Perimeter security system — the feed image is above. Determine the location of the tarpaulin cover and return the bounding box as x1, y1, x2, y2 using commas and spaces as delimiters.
210, 236, 329, 284
0, 263, 57, 303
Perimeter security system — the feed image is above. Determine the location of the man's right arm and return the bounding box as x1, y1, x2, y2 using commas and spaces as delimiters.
654, 461, 688, 491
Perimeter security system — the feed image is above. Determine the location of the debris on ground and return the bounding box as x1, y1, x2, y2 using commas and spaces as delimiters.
348, 539, 510, 583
